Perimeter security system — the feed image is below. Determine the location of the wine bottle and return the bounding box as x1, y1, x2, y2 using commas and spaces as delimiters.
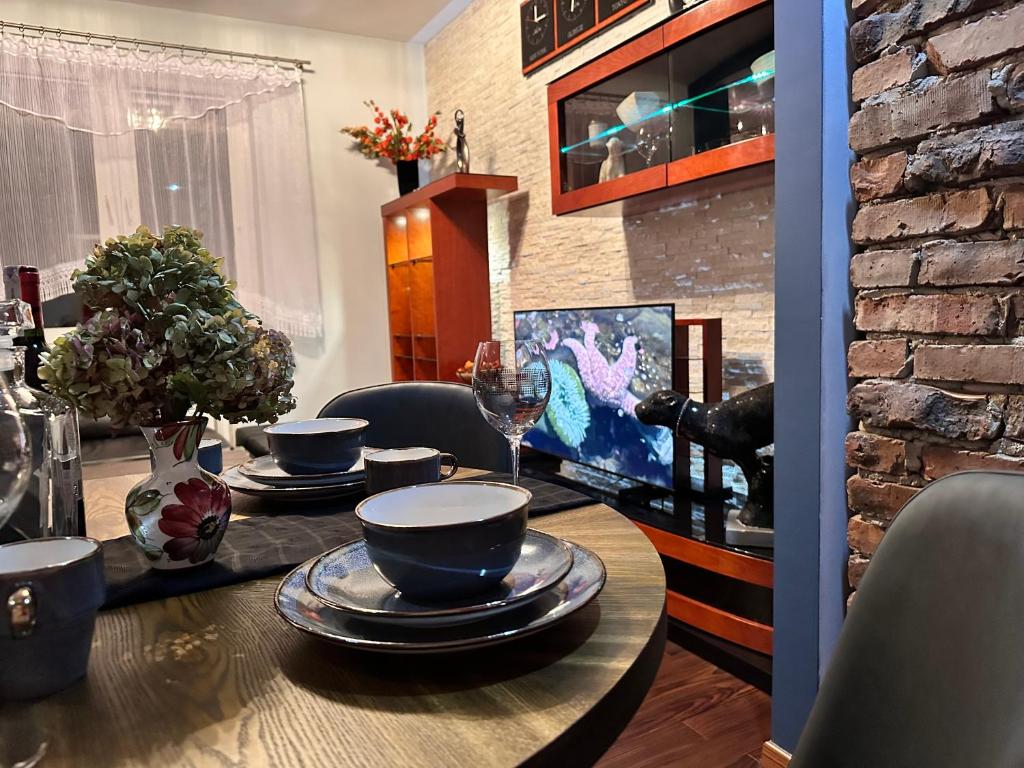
0, 298, 85, 541
17, 267, 49, 391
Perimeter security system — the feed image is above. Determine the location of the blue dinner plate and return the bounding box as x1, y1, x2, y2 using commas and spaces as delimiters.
305, 529, 573, 627
275, 541, 605, 653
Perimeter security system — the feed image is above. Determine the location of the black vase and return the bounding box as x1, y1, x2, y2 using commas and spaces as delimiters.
396, 160, 419, 196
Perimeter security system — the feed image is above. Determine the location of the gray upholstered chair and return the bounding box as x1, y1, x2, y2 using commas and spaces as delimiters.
790, 470, 1024, 767
318, 381, 511, 473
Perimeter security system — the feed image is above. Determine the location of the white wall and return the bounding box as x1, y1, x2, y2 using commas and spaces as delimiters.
8, 0, 426, 420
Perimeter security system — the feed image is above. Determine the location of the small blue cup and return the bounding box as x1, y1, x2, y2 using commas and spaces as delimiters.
1, 537, 105, 700
198, 438, 224, 475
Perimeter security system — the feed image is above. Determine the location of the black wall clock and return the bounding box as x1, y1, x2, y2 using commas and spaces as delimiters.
521, 0, 556, 70
557, 0, 597, 46
521, 0, 651, 76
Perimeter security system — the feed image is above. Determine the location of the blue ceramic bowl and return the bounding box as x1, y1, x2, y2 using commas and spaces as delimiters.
355, 481, 531, 601
265, 418, 369, 475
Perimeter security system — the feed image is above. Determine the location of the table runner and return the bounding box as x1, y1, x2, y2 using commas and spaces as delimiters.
102, 473, 594, 609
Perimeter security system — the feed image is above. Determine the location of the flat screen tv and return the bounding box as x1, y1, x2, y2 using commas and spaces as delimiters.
514, 303, 675, 490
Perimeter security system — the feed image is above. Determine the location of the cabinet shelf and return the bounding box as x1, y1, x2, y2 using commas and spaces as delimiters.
547, 0, 774, 216
388, 255, 434, 267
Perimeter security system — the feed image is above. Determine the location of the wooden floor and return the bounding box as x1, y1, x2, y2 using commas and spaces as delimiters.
597, 640, 770, 768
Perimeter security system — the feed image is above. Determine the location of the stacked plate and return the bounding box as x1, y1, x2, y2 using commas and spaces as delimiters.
222, 449, 373, 502
274, 529, 607, 653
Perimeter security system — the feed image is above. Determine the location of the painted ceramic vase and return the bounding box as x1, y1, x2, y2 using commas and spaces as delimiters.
125, 417, 232, 570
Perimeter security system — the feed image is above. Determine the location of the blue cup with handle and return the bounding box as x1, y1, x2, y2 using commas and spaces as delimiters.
0, 537, 105, 700
198, 438, 224, 475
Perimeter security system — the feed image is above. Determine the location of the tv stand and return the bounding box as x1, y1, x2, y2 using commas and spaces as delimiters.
617, 484, 672, 507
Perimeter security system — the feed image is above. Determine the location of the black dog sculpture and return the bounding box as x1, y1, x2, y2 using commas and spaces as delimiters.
636, 383, 774, 529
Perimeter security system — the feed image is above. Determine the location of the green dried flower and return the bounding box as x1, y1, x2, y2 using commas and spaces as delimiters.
40, 226, 297, 428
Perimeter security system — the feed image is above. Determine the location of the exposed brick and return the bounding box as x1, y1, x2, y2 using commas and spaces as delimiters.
854, 291, 1004, 335
848, 554, 871, 590
850, 248, 918, 288
1004, 395, 1024, 439
927, 5, 1024, 74
848, 379, 1003, 440
848, 514, 887, 556
850, 0, 1003, 63
852, 0, 888, 19
848, 474, 919, 525
849, 70, 996, 152
905, 121, 1024, 190
853, 0, 1006, 62
852, 188, 994, 244
848, 338, 913, 377
852, 47, 926, 102
1001, 186, 1024, 230
846, 430, 912, 473
993, 60, 1024, 112
921, 443, 1024, 479
915, 344, 1024, 384
918, 239, 1024, 286
851, 152, 909, 201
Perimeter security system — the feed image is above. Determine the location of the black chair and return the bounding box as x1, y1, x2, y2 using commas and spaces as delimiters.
318, 381, 511, 473
790, 471, 1024, 768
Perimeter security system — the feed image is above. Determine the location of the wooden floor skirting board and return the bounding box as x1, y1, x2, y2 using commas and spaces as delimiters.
761, 741, 791, 767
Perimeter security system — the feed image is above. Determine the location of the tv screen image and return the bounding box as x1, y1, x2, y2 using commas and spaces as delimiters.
514, 304, 675, 490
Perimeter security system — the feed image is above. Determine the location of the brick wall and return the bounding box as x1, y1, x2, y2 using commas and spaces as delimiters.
846, 0, 1024, 589
425, 0, 775, 397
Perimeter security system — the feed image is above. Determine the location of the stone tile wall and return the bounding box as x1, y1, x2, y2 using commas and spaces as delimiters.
425, 0, 775, 397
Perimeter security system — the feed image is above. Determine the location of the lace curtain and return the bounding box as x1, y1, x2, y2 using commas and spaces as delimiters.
0, 33, 322, 337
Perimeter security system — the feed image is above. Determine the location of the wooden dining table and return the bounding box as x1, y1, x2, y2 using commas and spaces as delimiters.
3, 466, 667, 768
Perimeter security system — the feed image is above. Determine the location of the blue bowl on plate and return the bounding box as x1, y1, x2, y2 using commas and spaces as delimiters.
264, 418, 369, 475
355, 481, 531, 601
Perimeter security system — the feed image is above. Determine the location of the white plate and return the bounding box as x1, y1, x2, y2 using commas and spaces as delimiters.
275, 541, 605, 653
304, 530, 573, 628
238, 448, 372, 488
223, 466, 364, 502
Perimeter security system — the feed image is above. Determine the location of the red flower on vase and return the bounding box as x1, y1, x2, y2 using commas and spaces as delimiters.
158, 478, 231, 563
154, 420, 204, 461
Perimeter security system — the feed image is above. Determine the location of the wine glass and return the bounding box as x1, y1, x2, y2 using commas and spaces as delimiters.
472, 340, 551, 486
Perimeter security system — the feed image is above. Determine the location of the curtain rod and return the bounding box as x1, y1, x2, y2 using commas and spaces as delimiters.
0, 19, 312, 70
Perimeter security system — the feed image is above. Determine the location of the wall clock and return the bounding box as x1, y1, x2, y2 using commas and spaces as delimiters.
557, 0, 597, 46
521, 0, 651, 76
521, 0, 556, 70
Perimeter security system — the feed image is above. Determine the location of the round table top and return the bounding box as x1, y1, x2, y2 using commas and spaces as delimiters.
2, 468, 666, 768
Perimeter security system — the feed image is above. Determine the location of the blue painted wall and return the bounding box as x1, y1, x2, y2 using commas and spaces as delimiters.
772, 0, 853, 754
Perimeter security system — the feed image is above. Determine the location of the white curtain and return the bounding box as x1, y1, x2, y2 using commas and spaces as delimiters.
0, 32, 322, 337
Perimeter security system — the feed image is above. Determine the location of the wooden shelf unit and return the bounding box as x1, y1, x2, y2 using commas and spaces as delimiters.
381, 173, 517, 382
547, 0, 774, 215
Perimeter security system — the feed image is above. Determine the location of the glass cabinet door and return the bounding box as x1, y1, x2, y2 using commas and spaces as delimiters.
668, 4, 773, 160
556, 3, 773, 196
559, 51, 671, 194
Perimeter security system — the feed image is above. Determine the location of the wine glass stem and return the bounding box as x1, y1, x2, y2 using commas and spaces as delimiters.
508, 435, 522, 486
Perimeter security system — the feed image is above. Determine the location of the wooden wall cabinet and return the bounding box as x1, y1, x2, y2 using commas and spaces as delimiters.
381, 173, 517, 382
548, 0, 774, 215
